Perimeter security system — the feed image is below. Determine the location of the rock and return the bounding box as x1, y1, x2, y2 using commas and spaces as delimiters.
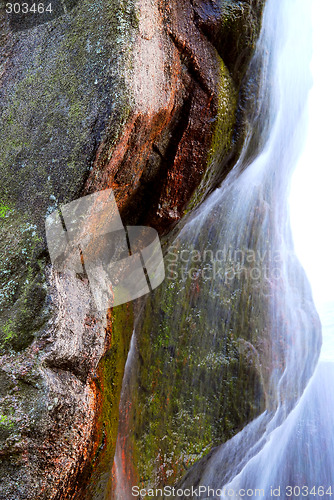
0, 0, 265, 497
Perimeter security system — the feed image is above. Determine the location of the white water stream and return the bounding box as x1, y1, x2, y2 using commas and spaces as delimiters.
210, 0, 334, 497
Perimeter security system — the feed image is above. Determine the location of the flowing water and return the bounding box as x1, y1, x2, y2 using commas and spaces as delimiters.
110, 0, 329, 497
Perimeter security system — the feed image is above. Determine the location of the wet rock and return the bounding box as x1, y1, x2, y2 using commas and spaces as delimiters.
0, 0, 265, 497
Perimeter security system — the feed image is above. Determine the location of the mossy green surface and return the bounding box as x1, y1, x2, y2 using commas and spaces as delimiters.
0, 202, 10, 218
0, 208, 47, 351
212, 0, 265, 85
185, 0, 266, 214
128, 242, 266, 489
186, 58, 238, 212
84, 303, 134, 500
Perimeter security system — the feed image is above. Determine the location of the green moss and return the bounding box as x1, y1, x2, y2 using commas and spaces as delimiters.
208, 61, 238, 164
84, 303, 134, 499
0, 412, 17, 443
186, 58, 237, 212
0, 415, 15, 429
1, 320, 15, 343
0, 209, 47, 352
0, 203, 10, 218
126, 226, 268, 489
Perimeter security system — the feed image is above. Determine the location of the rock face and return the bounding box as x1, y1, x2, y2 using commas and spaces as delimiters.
0, 0, 265, 498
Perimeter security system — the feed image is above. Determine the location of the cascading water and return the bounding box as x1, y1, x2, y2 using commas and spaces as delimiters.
111, 0, 324, 497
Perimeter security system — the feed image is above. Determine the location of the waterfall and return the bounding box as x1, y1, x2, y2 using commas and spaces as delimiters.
175, 0, 328, 497
111, 0, 323, 496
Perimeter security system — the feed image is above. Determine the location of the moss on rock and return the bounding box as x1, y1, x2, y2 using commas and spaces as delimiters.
0, 208, 47, 352
83, 303, 134, 500
126, 235, 267, 488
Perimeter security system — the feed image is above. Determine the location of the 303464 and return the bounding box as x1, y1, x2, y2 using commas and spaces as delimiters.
5, 3, 53, 14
